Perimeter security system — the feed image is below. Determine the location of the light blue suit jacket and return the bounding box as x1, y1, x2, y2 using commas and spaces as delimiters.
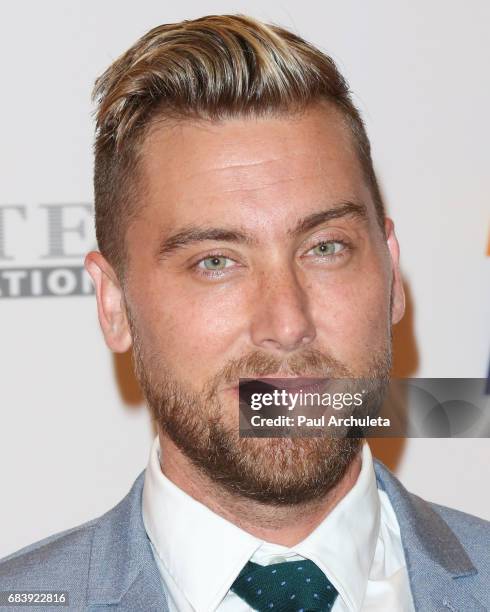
0, 458, 489, 611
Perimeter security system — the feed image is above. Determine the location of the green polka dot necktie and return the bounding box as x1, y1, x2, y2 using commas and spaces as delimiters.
231, 559, 339, 611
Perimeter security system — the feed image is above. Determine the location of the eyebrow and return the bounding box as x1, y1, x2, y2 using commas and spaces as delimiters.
156, 200, 368, 260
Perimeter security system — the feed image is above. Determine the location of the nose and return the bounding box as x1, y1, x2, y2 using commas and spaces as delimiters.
249, 265, 316, 354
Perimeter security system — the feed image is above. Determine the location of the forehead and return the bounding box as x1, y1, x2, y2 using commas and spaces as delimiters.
137, 104, 374, 229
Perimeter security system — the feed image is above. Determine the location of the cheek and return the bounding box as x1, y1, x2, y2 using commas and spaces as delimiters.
310, 265, 391, 364
132, 273, 247, 381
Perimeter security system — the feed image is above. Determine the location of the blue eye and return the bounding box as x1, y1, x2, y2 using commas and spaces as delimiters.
309, 241, 345, 257
198, 255, 233, 270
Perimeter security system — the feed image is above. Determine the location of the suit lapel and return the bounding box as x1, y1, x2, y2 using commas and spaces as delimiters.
86, 470, 169, 611
373, 458, 485, 612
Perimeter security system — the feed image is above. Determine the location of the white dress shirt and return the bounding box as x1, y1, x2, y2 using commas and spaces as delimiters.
142, 436, 415, 611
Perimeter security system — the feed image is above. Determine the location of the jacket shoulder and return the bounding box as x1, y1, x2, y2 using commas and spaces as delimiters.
0, 470, 147, 608
0, 516, 99, 588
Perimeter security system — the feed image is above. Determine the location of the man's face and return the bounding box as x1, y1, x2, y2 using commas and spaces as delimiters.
92, 103, 404, 504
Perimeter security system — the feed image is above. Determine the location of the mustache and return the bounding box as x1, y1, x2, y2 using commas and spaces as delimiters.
206, 348, 351, 391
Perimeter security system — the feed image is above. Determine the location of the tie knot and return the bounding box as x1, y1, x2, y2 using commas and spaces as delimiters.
231, 559, 338, 611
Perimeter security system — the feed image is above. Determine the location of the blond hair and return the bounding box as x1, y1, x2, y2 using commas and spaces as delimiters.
92, 14, 383, 277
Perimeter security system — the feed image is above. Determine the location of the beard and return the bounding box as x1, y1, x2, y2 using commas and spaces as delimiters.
128, 313, 392, 507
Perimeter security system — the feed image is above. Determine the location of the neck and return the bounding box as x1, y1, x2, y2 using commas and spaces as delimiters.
157, 431, 363, 547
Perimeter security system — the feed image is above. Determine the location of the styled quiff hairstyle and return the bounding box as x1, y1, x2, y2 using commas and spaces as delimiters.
92, 13, 384, 279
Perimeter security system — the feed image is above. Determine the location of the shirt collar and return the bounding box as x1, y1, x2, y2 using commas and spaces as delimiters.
142, 436, 261, 611
142, 436, 380, 612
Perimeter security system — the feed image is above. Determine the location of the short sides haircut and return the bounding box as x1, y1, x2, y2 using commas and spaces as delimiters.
92, 14, 384, 278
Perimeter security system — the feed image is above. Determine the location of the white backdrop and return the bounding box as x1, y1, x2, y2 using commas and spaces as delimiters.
1, 0, 489, 559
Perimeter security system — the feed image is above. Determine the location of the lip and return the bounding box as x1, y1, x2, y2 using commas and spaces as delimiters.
269, 378, 326, 392
240, 377, 329, 394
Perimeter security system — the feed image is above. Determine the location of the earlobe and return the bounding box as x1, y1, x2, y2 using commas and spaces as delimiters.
384, 218, 406, 325
84, 251, 132, 353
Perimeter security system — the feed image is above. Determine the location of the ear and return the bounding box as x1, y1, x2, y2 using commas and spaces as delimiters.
84, 251, 132, 352
384, 218, 405, 325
